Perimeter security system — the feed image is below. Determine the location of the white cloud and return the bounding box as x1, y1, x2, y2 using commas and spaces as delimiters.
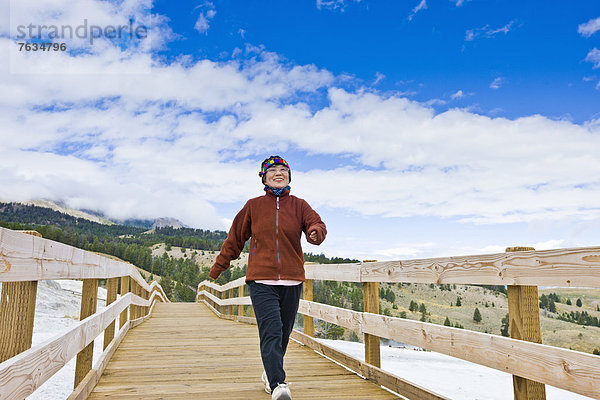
465, 20, 516, 41
450, 90, 465, 99
2, 0, 600, 239
489, 77, 503, 89
578, 17, 600, 38
585, 48, 600, 68
374, 72, 385, 85
408, 0, 427, 21
316, 0, 358, 11
194, 2, 216, 34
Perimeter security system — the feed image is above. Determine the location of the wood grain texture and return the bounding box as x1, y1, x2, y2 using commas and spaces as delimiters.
303, 279, 314, 337
303, 247, 600, 287
295, 299, 600, 399
0, 281, 37, 362
0, 291, 164, 400
87, 303, 400, 400
291, 330, 450, 400
103, 278, 118, 351
119, 276, 129, 329
75, 279, 98, 388
69, 320, 132, 400
0, 227, 151, 291
363, 282, 380, 368
508, 284, 546, 400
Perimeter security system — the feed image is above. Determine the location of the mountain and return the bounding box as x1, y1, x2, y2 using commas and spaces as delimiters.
22, 199, 115, 225
152, 217, 188, 229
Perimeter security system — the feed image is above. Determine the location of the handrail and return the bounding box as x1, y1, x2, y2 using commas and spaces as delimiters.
196, 246, 600, 289
0, 227, 151, 290
195, 244, 600, 400
0, 227, 169, 399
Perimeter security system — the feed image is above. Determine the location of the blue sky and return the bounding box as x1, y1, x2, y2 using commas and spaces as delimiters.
1, 0, 600, 261
156, 0, 600, 123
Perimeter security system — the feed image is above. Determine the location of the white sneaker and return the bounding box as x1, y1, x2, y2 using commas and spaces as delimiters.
271, 383, 292, 400
261, 371, 271, 394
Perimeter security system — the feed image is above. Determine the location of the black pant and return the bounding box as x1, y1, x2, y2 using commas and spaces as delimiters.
247, 281, 303, 391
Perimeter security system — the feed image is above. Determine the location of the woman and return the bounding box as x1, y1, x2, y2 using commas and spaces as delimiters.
210, 155, 327, 400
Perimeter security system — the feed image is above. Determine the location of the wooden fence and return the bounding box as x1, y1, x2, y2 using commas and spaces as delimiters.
197, 245, 600, 400
0, 227, 169, 400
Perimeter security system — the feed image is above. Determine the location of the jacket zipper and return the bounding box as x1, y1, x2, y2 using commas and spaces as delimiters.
250, 239, 257, 262
276, 196, 281, 279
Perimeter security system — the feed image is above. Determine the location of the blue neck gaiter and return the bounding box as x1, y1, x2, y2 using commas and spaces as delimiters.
264, 185, 291, 196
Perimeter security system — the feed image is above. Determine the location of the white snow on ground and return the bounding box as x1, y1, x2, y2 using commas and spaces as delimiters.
25, 280, 110, 400
318, 338, 594, 400
5, 280, 593, 399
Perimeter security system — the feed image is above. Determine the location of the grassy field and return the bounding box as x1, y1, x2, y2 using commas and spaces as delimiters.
378, 283, 600, 354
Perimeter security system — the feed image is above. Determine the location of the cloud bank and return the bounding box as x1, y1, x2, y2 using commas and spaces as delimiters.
2, 1, 600, 235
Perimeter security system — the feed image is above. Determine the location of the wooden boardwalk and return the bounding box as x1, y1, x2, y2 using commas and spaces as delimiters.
88, 302, 399, 399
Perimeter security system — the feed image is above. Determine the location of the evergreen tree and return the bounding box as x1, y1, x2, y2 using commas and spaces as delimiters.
566, 298, 572, 305
419, 303, 427, 314
444, 316, 451, 326
160, 275, 174, 300
456, 296, 462, 307
500, 313, 510, 337
409, 300, 417, 312
549, 299, 556, 313
473, 307, 482, 323
576, 298, 583, 307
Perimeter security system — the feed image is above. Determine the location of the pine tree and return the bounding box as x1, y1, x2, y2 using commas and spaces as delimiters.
444, 316, 451, 326
576, 298, 583, 307
500, 313, 510, 337
456, 296, 462, 307
566, 298, 572, 305
473, 307, 482, 323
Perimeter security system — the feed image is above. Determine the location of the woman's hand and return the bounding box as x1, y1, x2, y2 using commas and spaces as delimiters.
308, 230, 318, 242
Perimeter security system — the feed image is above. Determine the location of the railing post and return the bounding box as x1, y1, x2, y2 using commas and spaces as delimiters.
228, 288, 234, 315
363, 280, 380, 368
238, 285, 244, 317
74, 278, 98, 388
0, 230, 41, 362
506, 246, 546, 400
119, 276, 129, 329
303, 279, 314, 337
103, 277, 118, 351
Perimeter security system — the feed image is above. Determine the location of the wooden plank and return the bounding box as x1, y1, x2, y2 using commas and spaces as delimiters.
363, 282, 380, 368
103, 278, 119, 351
506, 246, 546, 400
0, 227, 151, 291
298, 300, 362, 333
75, 279, 98, 388
296, 298, 600, 399
303, 279, 314, 337
359, 246, 600, 287
0, 293, 136, 399
301, 246, 600, 287
119, 276, 129, 329
305, 263, 362, 282
0, 281, 37, 362
88, 303, 400, 400
237, 285, 244, 317
360, 313, 600, 399
291, 330, 450, 400
69, 320, 132, 400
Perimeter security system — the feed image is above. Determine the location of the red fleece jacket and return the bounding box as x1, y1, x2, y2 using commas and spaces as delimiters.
209, 190, 326, 282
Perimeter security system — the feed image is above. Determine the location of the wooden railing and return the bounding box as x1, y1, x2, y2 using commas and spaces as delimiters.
0, 227, 169, 400
197, 246, 600, 400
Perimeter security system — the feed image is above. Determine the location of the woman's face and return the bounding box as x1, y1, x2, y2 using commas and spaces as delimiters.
264, 165, 290, 188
